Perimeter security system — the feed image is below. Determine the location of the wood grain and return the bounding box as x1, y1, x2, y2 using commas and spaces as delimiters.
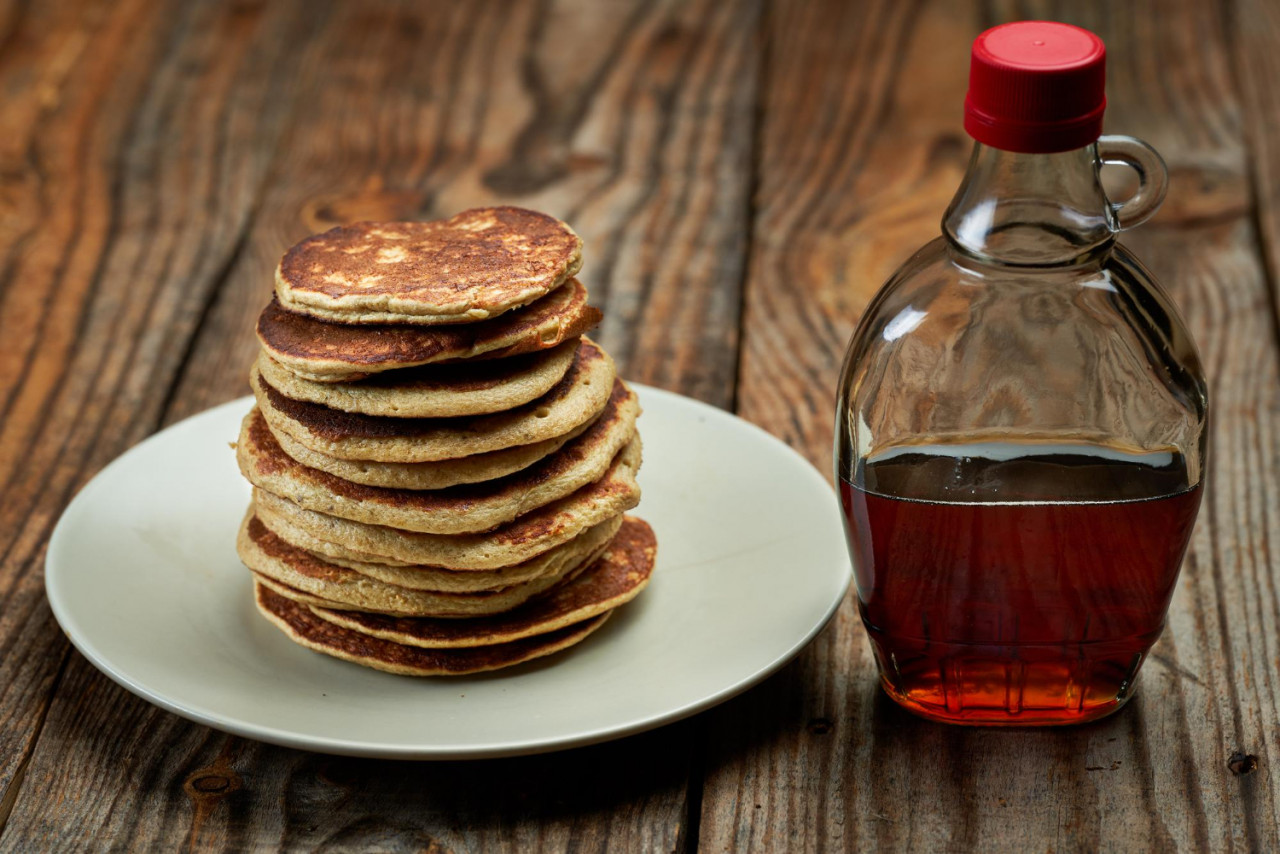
0, 0, 760, 849
1234, 0, 1280, 320
0, 0, 314, 834
700, 0, 1280, 851
169, 0, 761, 422
2, 0, 1279, 849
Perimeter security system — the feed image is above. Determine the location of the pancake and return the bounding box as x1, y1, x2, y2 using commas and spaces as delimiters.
238, 381, 639, 534
267, 413, 595, 490
253, 338, 615, 463
248, 439, 642, 569
274, 208, 583, 325
255, 337, 578, 419
314, 516, 655, 648
255, 583, 609, 676
327, 516, 625, 592
256, 495, 623, 585
257, 278, 601, 382
239, 511, 615, 617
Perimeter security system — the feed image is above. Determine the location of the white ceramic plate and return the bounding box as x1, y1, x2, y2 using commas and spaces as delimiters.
46, 386, 850, 759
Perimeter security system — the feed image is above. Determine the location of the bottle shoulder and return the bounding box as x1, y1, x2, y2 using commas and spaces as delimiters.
836, 236, 1208, 452
850, 237, 1196, 356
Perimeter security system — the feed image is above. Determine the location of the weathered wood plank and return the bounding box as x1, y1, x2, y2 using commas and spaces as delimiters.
1234, 0, 1280, 319
0, 0, 315, 839
169, 0, 760, 423
701, 0, 1280, 850
0, 0, 761, 849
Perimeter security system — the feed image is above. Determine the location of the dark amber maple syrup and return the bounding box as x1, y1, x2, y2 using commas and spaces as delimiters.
839, 443, 1202, 725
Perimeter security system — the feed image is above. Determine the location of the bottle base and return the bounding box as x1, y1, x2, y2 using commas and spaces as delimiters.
866, 623, 1155, 726
877, 677, 1135, 726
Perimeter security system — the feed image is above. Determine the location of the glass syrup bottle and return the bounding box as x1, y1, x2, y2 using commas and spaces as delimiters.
834, 21, 1208, 725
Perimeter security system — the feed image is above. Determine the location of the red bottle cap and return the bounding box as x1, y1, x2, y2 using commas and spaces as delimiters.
964, 21, 1106, 153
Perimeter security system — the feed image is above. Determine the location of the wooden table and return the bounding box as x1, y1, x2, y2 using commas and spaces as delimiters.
1, 0, 1276, 849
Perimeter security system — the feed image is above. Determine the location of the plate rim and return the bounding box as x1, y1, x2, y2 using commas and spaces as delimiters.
45, 385, 851, 760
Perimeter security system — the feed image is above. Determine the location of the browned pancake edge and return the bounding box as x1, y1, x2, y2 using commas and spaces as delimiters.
241, 378, 633, 514
255, 278, 601, 376
255, 582, 609, 676
255, 337, 606, 442
312, 516, 656, 648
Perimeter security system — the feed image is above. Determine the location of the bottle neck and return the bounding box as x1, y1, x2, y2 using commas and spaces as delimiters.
942, 142, 1116, 266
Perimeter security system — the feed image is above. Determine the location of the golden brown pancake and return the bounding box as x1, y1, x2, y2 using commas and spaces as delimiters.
237, 381, 639, 534
255, 495, 624, 587
256, 278, 601, 383
255, 338, 578, 419
238, 512, 616, 616
253, 338, 616, 463
255, 582, 609, 676
274, 208, 583, 324
323, 516, 625, 592
265, 414, 595, 491
313, 516, 655, 648
247, 438, 642, 570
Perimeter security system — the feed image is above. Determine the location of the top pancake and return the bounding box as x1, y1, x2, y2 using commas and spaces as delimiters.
275, 208, 584, 325
257, 278, 601, 382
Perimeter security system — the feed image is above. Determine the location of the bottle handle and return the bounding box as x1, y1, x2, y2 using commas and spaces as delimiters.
1098, 134, 1169, 231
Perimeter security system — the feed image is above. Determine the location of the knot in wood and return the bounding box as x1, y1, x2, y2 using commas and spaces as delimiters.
806, 717, 833, 736
1228, 752, 1258, 776
184, 768, 243, 799
301, 189, 428, 234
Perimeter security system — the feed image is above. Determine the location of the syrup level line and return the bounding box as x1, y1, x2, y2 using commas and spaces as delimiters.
866, 441, 1176, 468
845, 485, 1201, 508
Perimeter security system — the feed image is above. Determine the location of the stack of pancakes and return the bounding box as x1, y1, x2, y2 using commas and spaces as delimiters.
234, 208, 656, 676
